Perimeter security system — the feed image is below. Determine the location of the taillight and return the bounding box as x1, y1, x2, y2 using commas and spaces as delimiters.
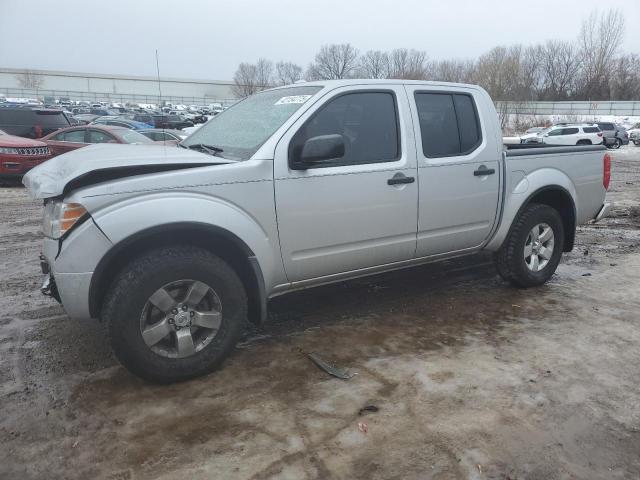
603, 153, 611, 190
597, 132, 603, 137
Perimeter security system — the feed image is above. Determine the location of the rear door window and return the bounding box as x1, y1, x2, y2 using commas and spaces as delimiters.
583, 127, 599, 133
34, 111, 71, 127
88, 130, 117, 143
414, 92, 482, 157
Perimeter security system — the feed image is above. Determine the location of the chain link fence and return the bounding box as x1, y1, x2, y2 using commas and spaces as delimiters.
0, 87, 237, 107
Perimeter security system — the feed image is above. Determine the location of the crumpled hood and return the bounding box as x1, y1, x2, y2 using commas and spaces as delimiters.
22, 143, 228, 199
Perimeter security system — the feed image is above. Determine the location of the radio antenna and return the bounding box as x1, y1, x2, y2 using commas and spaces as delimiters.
155, 49, 163, 105
155, 49, 165, 136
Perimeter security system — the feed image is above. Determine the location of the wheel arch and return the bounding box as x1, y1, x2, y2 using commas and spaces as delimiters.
505, 185, 577, 252
89, 222, 267, 324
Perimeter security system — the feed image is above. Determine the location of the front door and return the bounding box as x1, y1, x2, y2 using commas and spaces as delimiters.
274, 86, 418, 283
405, 87, 501, 257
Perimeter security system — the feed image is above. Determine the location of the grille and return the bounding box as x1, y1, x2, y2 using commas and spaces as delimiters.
15, 147, 50, 156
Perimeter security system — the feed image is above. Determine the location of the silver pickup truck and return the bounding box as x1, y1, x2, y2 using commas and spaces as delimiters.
24, 80, 611, 383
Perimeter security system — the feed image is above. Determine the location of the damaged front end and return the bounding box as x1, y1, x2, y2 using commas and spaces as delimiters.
39, 254, 61, 303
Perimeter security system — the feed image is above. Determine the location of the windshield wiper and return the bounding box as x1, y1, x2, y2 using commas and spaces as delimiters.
180, 143, 224, 156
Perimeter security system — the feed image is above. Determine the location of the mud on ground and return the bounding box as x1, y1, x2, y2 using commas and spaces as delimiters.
1, 147, 640, 480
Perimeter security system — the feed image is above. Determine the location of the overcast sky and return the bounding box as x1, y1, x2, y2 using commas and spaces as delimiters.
1, 0, 638, 81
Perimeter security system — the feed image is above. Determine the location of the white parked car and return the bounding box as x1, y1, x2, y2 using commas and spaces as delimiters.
519, 127, 549, 144
542, 124, 603, 146
627, 124, 640, 146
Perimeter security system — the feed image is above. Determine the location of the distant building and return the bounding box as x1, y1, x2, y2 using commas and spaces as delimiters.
0, 67, 236, 105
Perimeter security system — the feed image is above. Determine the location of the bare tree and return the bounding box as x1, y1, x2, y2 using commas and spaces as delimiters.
359, 50, 390, 79
306, 44, 360, 80
577, 9, 625, 99
255, 58, 274, 90
15, 70, 44, 90
275, 61, 303, 85
609, 53, 640, 100
428, 59, 475, 83
473, 46, 525, 100
538, 40, 581, 100
232, 62, 259, 97
232, 59, 273, 97
388, 49, 428, 79
231, 8, 635, 101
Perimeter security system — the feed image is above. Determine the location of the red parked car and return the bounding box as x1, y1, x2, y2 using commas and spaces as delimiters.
0, 129, 52, 180
42, 125, 172, 157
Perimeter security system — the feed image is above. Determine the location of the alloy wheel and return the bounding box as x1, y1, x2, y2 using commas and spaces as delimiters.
139, 279, 222, 358
524, 223, 555, 272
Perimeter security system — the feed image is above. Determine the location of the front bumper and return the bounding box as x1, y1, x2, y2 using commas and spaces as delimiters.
39, 218, 112, 321
593, 203, 612, 223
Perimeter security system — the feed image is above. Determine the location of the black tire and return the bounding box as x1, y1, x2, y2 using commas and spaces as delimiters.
496, 203, 565, 288
576, 139, 591, 145
612, 138, 622, 149
102, 246, 247, 383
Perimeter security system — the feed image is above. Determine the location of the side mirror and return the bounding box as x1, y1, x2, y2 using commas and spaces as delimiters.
293, 134, 345, 169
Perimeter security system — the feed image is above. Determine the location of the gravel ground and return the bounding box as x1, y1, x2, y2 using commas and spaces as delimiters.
1, 146, 639, 480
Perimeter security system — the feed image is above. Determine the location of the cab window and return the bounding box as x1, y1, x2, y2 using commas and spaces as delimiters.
289, 91, 400, 168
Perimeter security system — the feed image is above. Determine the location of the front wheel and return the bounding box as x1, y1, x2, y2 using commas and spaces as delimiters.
102, 246, 247, 383
496, 204, 565, 288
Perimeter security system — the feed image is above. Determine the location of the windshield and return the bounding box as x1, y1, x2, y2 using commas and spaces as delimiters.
120, 130, 154, 144
182, 85, 322, 160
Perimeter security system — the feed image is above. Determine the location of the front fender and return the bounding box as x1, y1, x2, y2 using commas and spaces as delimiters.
90, 191, 286, 292
485, 167, 577, 251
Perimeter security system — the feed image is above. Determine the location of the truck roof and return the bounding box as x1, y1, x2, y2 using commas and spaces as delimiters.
267, 78, 483, 91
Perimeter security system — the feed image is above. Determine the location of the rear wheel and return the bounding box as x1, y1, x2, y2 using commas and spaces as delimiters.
612, 138, 622, 149
102, 246, 247, 383
496, 204, 565, 288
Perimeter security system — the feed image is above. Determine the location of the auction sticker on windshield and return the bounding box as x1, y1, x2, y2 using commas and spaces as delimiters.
274, 95, 312, 105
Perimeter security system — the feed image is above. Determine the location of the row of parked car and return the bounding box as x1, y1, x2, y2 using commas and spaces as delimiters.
512, 122, 636, 149
0, 104, 202, 180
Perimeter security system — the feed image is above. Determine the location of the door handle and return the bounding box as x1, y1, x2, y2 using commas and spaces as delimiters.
387, 173, 415, 185
473, 166, 495, 176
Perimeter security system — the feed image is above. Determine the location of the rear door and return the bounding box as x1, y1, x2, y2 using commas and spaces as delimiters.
87, 129, 118, 144
405, 86, 500, 257
274, 85, 418, 282
45, 128, 89, 156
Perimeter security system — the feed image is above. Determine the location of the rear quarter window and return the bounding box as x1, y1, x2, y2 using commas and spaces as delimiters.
34, 111, 71, 127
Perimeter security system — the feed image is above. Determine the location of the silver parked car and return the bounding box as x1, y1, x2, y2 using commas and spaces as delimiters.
24, 80, 611, 383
